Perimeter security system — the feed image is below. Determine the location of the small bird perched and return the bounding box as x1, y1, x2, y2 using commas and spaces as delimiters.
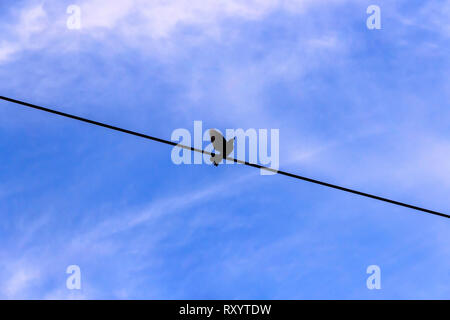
209, 129, 235, 166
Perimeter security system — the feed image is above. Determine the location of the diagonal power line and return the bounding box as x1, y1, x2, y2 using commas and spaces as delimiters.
1, 95, 448, 219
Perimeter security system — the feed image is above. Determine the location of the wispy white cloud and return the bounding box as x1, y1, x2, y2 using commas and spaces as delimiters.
0, 172, 254, 299
2, 262, 41, 298
0, 4, 48, 63
0, 0, 349, 63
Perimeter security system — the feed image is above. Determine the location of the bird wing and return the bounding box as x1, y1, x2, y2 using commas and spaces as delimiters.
225, 137, 235, 157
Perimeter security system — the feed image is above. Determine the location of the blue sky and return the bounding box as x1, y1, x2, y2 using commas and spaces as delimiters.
0, 0, 449, 299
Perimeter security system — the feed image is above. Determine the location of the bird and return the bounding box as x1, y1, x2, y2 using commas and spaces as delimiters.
209, 129, 235, 166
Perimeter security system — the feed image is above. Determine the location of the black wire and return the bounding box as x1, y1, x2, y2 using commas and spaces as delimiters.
1, 95, 448, 219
